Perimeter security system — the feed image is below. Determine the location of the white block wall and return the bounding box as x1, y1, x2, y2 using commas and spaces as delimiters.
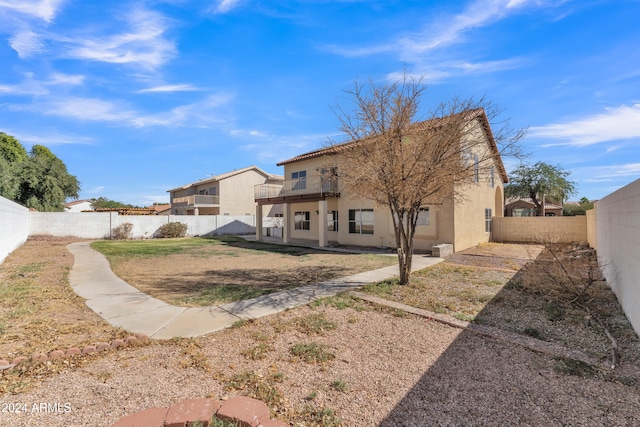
0, 196, 29, 263
596, 178, 640, 336
27, 213, 256, 239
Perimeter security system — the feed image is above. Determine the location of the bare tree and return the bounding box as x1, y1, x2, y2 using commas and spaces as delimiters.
523, 238, 618, 368
330, 74, 524, 285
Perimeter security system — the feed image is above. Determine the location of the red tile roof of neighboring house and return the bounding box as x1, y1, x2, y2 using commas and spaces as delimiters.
276, 108, 509, 183
148, 203, 171, 214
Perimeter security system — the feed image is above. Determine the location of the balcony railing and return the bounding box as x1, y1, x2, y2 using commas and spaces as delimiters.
255, 175, 339, 200
172, 195, 220, 206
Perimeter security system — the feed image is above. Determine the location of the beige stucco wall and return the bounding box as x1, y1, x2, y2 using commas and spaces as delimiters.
219, 170, 270, 216
452, 120, 505, 252
280, 128, 504, 252
586, 207, 597, 249
492, 216, 587, 243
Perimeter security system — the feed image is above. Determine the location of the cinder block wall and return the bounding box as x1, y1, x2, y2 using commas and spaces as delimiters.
492, 216, 588, 243
27, 213, 257, 239
595, 178, 640, 336
0, 196, 29, 263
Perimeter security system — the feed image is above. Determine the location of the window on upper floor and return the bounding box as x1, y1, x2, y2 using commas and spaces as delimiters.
292, 171, 307, 191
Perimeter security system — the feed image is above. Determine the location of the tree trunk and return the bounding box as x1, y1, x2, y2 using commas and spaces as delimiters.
397, 229, 413, 285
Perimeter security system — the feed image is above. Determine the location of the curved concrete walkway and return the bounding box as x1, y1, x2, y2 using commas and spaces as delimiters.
67, 242, 443, 340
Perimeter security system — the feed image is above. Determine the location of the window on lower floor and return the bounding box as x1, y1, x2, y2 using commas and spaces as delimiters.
485, 208, 492, 232
294, 211, 310, 230
328, 210, 338, 232
417, 207, 430, 226
348, 209, 374, 234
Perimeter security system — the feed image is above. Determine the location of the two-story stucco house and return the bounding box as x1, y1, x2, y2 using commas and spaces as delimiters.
169, 166, 283, 216
254, 109, 508, 253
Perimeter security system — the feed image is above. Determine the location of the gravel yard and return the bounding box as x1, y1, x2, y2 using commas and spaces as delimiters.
1, 238, 639, 426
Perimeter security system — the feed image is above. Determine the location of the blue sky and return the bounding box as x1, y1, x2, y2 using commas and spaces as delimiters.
1, 0, 639, 206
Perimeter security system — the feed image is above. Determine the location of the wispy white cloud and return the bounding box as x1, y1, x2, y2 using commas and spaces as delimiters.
237, 130, 333, 162
530, 104, 640, 146
0, 71, 84, 95
325, 0, 565, 82
9, 29, 44, 57
579, 163, 640, 184
47, 72, 84, 85
0, 0, 65, 22
9, 129, 94, 146
137, 84, 200, 93
131, 93, 235, 127
41, 97, 136, 122
62, 7, 176, 70
387, 57, 525, 83
210, 0, 243, 14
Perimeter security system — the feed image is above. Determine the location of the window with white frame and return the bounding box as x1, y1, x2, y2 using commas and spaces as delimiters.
348, 209, 374, 234
291, 170, 307, 191
294, 211, 310, 230
417, 207, 430, 226
328, 210, 338, 232
485, 208, 492, 232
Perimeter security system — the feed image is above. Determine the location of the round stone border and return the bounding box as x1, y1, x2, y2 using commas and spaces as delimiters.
0, 334, 150, 371
110, 396, 288, 427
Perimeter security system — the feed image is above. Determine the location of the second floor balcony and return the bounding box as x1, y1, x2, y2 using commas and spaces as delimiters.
255, 175, 339, 204
171, 194, 220, 207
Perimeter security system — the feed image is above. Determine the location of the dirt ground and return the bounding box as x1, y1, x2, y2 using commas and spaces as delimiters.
1, 238, 639, 426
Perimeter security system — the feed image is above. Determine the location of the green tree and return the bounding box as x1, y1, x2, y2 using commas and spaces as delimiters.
15, 145, 80, 211
90, 197, 138, 209
505, 161, 576, 216
0, 133, 80, 211
0, 132, 28, 163
0, 133, 28, 199
563, 197, 594, 216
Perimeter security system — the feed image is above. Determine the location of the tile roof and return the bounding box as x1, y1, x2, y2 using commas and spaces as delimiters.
275, 108, 509, 183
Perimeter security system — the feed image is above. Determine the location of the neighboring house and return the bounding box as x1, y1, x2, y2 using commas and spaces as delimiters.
504, 197, 563, 217
169, 166, 284, 216
64, 199, 93, 212
148, 203, 172, 215
254, 109, 507, 253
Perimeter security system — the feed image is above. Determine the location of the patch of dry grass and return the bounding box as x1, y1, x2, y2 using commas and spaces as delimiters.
92, 237, 396, 306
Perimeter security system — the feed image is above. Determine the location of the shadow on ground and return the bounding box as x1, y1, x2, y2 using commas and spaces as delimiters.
379, 245, 640, 426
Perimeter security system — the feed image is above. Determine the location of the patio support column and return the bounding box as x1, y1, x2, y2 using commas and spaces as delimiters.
282, 203, 290, 244
255, 204, 263, 241
194, 207, 199, 216
318, 199, 328, 247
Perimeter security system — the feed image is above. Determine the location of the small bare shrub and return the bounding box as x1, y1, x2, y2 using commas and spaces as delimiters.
156, 222, 188, 238
108, 223, 133, 240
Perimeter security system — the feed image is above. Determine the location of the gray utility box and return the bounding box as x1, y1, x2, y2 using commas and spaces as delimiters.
432, 243, 453, 258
